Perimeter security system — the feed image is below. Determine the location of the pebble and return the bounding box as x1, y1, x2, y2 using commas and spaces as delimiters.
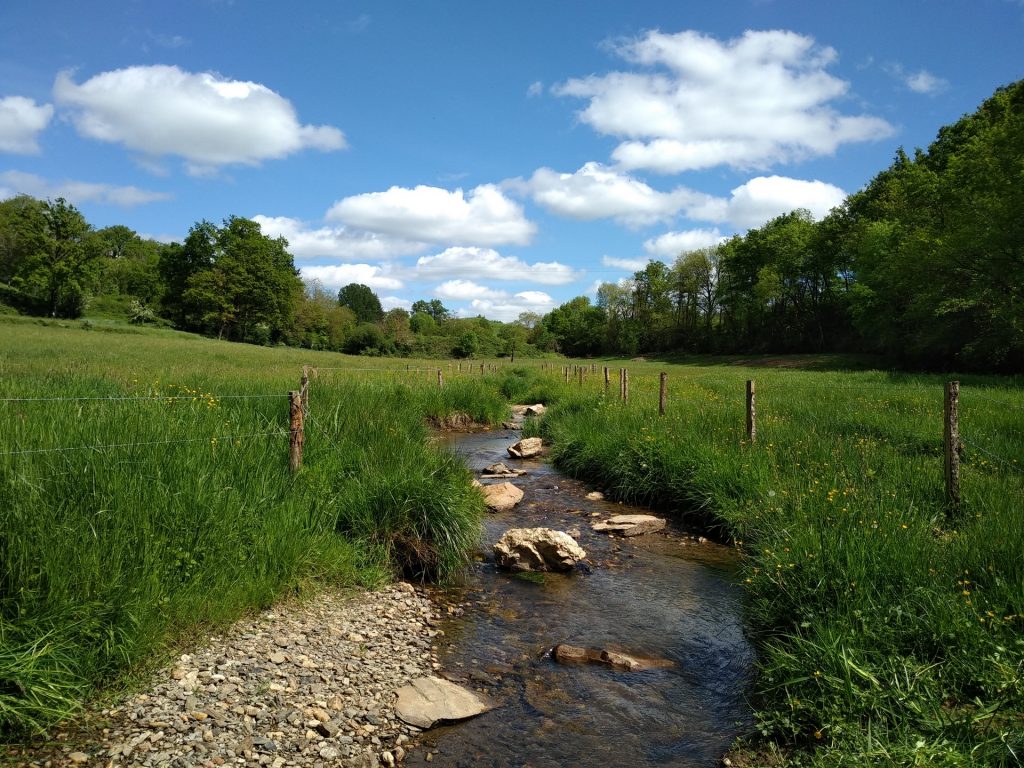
5, 584, 441, 767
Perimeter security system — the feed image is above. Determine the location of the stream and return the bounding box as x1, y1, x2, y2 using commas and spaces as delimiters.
408, 426, 755, 767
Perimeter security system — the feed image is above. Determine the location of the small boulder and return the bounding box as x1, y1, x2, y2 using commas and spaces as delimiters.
524, 404, 547, 417
481, 462, 527, 478
394, 676, 494, 729
592, 514, 666, 537
494, 528, 586, 572
481, 482, 524, 512
585, 491, 604, 501
507, 437, 543, 459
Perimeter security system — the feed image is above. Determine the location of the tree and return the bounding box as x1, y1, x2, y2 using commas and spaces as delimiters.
338, 283, 384, 324
543, 296, 606, 356
411, 299, 449, 322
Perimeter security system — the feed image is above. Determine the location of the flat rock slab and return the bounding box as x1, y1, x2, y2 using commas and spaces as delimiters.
494, 527, 586, 572
552, 644, 674, 672
482, 462, 527, 478
481, 481, 524, 511
394, 676, 494, 729
585, 491, 604, 501
524, 404, 547, 417
592, 514, 666, 537
507, 437, 543, 459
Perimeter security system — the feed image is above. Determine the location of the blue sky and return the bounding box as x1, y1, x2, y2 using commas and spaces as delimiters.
1, 0, 1021, 320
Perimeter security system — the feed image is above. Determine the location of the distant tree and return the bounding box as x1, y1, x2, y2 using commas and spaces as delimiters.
452, 331, 480, 358
409, 311, 437, 335
381, 307, 414, 351
345, 322, 386, 355
411, 298, 449, 322
543, 296, 606, 356
338, 283, 384, 323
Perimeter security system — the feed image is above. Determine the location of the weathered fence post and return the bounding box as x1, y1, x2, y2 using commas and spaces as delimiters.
564, 367, 569, 383
480, 363, 484, 375
289, 390, 304, 472
944, 381, 961, 510
438, 369, 444, 387
623, 368, 629, 402
746, 380, 756, 444
578, 366, 584, 386
604, 366, 610, 392
300, 366, 310, 413
659, 372, 667, 416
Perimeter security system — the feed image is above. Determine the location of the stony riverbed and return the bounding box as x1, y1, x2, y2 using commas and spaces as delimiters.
5, 584, 449, 767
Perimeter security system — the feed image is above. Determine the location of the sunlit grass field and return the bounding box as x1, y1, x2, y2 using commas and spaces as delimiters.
2, 319, 1022, 766
0, 320, 507, 735
518, 358, 1024, 767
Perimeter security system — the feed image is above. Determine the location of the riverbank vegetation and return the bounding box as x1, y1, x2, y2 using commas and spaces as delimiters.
0, 322, 504, 735
513, 362, 1023, 767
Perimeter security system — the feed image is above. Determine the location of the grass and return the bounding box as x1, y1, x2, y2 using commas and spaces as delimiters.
0, 322, 510, 737
510, 360, 1024, 767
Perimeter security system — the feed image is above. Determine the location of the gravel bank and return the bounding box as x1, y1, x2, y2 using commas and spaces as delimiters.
5, 583, 445, 767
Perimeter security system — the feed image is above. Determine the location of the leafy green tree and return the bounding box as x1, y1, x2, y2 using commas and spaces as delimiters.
543, 296, 606, 356
411, 299, 449, 322
452, 331, 480, 358
338, 283, 384, 324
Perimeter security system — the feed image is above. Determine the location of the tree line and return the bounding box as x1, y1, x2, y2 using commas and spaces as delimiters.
544, 80, 1023, 372
1, 80, 1020, 370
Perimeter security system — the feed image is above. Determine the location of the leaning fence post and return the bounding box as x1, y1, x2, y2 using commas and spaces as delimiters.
746, 380, 756, 444
944, 381, 961, 510
604, 366, 610, 392
659, 372, 667, 416
289, 390, 304, 472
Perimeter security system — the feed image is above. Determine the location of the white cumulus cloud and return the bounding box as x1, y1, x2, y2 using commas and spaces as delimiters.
53, 65, 345, 173
643, 228, 727, 258
601, 255, 651, 271
514, 162, 726, 226
456, 290, 556, 321
414, 246, 579, 285
556, 29, 893, 173
726, 175, 846, 229
252, 215, 426, 261
905, 69, 949, 95
434, 279, 508, 301
0, 96, 53, 154
0, 170, 170, 206
327, 183, 535, 246
299, 263, 402, 292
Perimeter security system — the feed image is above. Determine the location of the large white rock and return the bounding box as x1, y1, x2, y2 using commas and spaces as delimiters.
507, 437, 543, 459
524, 404, 547, 417
394, 676, 494, 729
592, 514, 666, 537
494, 527, 586, 572
481, 481, 524, 511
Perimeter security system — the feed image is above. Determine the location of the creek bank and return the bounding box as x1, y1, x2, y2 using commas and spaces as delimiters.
3, 584, 451, 768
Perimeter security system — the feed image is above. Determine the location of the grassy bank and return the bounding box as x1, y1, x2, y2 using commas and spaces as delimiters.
0, 323, 508, 736
511, 361, 1023, 767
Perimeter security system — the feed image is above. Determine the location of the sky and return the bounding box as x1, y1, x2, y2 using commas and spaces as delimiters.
0, 0, 1021, 321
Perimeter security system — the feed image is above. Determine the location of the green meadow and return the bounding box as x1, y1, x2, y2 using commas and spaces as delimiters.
517, 359, 1023, 767
2, 320, 1022, 767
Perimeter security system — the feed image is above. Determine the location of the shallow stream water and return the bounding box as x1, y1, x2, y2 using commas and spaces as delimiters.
408, 426, 755, 767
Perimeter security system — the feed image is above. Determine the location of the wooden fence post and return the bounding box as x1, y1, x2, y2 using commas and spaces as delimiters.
659, 372, 667, 416
564, 367, 569, 383
300, 366, 310, 413
944, 381, 961, 510
623, 368, 629, 402
289, 390, 304, 472
604, 366, 610, 392
746, 380, 756, 444
438, 369, 444, 387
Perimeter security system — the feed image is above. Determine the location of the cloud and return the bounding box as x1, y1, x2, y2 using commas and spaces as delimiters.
0, 170, 171, 206
905, 69, 948, 95
54, 65, 345, 173
414, 246, 579, 285
434, 279, 507, 301
380, 295, 411, 311
0, 96, 53, 154
327, 183, 535, 246
298, 263, 402, 292
726, 175, 846, 229
527, 81, 544, 97
252, 215, 427, 261
456, 290, 556, 321
643, 228, 727, 257
601, 255, 651, 271
555, 29, 893, 173
514, 162, 726, 226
